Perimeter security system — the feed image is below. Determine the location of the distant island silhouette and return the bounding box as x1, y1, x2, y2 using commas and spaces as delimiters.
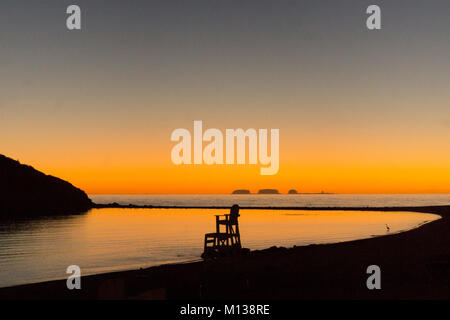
0, 154, 93, 220
258, 189, 279, 194
232, 189, 251, 194
231, 189, 333, 195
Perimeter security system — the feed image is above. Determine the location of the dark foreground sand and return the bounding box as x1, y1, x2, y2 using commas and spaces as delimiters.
0, 206, 449, 300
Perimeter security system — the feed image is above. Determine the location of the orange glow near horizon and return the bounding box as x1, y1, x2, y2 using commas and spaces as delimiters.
4, 101, 450, 194
4, 119, 450, 194
11, 153, 449, 194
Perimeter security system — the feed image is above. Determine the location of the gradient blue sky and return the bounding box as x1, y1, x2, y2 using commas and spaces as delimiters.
1, 1, 449, 193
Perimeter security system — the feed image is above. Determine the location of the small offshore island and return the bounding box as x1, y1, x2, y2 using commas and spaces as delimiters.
232, 189, 251, 194
231, 189, 333, 195
258, 189, 279, 194
232, 189, 281, 194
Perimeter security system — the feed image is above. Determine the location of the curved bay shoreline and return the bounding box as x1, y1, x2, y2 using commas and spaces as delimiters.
0, 205, 449, 300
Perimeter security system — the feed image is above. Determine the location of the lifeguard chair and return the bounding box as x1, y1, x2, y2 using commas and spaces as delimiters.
202, 205, 241, 257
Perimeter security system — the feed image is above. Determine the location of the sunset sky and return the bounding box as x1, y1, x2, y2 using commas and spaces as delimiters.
1, 0, 449, 194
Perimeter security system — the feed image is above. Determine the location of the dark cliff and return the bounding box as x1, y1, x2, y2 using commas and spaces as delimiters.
0, 154, 93, 219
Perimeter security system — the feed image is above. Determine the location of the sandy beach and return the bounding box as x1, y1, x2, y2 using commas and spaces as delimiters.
0, 205, 449, 300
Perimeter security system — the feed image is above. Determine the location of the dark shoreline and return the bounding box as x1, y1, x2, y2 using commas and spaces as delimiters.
92, 203, 446, 212
0, 205, 449, 300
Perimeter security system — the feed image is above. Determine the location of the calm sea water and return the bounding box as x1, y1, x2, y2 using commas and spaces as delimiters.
0, 206, 441, 288
91, 194, 450, 208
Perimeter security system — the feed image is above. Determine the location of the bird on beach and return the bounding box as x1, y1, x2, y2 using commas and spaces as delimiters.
385, 224, 390, 232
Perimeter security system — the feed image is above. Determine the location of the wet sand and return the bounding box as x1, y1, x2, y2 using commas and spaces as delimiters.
0, 205, 449, 300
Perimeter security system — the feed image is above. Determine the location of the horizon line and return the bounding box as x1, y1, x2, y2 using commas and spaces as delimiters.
87, 192, 450, 195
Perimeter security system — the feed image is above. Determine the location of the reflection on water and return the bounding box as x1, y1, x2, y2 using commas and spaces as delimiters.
0, 208, 440, 288
91, 194, 450, 207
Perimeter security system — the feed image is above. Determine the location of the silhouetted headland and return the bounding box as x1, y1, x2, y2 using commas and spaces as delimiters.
0, 154, 93, 220
288, 189, 298, 194
232, 189, 251, 194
